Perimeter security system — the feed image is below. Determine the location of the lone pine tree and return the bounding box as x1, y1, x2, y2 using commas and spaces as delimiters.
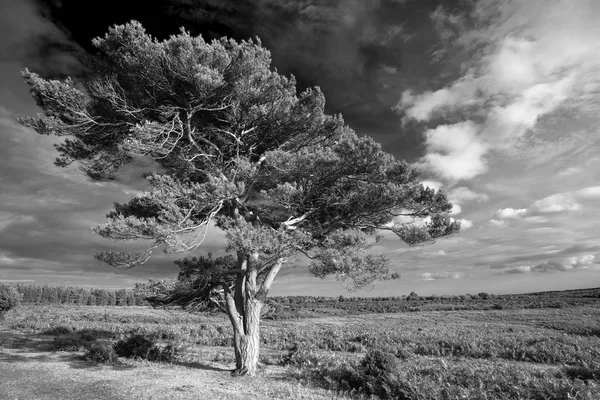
20, 21, 460, 375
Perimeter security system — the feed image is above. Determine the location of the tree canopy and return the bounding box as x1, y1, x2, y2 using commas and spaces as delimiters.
20, 21, 460, 374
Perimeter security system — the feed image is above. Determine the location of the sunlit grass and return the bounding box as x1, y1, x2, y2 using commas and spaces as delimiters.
2, 305, 599, 399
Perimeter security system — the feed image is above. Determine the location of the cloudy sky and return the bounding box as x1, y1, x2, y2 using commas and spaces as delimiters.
0, 0, 599, 295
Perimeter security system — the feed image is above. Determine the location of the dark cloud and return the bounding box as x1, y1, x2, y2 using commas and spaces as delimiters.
23, 0, 469, 159
0, 0, 83, 77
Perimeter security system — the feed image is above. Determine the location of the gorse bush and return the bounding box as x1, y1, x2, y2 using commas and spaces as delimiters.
85, 341, 119, 363
334, 350, 416, 400
0, 282, 21, 319
114, 334, 155, 359
114, 333, 181, 362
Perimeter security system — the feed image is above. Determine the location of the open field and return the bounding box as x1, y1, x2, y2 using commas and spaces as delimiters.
1, 304, 599, 399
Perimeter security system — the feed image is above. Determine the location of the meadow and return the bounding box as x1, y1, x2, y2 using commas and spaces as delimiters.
1, 303, 599, 399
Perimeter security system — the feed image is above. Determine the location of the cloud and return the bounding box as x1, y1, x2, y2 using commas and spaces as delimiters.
577, 186, 600, 199
420, 121, 488, 181
531, 193, 582, 213
530, 187, 600, 214
421, 180, 443, 191
493, 186, 600, 221
523, 216, 548, 224
0, 0, 83, 77
450, 204, 462, 215
448, 187, 489, 204
495, 254, 598, 274
495, 208, 527, 219
458, 219, 473, 230
557, 167, 582, 177
502, 265, 531, 274
417, 271, 463, 281
489, 219, 506, 227
531, 255, 597, 273
0, 213, 37, 232
397, 0, 600, 181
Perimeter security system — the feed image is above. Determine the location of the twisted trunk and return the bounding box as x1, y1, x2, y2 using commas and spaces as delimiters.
232, 298, 262, 375
223, 251, 283, 376
222, 201, 284, 376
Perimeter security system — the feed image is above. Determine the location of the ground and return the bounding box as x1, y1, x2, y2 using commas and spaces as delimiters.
0, 331, 345, 400
1, 305, 599, 399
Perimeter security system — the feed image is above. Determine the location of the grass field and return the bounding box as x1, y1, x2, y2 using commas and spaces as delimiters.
1, 304, 599, 399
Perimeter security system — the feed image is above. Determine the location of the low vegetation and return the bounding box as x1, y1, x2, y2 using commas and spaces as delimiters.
1, 300, 599, 399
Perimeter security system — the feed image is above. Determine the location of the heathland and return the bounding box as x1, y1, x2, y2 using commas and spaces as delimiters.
1, 288, 599, 399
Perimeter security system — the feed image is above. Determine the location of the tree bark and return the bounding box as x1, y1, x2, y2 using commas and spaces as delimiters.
232, 298, 262, 375
225, 251, 265, 376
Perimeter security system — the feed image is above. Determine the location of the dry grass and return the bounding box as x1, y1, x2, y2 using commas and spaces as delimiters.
0, 331, 348, 400
1, 305, 600, 399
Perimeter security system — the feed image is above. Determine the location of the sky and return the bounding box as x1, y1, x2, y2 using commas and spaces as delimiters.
0, 0, 599, 296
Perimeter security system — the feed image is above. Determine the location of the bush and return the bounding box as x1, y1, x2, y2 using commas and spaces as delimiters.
114, 334, 156, 359
114, 333, 180, 362
0, 283, 21, 319
339, 349, 416, 400
85, 341, 119, 363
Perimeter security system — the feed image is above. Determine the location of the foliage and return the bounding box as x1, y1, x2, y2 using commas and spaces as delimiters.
114, 333, 181, 362
50, 328, 115, 352
0, 282, 21, 319
13, 283, 142, 306
85, 341, 119, 363
332, 349, 416, 400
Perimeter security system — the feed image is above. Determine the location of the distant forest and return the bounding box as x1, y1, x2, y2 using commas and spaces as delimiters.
7, 282, 600, 319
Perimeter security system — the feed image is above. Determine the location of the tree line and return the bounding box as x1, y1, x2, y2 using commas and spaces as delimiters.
12, 283, 144, 306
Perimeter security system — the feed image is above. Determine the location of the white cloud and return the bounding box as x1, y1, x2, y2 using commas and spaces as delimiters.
502, 265, 532, 274
400, 80, 480, 122
398, 0, 600, 181
448, 187, 489, 204
495, 185, 599, 219
531, 193, 581, 213
450, 204, 462, 215
577, 186, 600, 199
531, 254, 596, 273
417, 271, 463, 281
495, 208, 527, 219
489, 219, 507, 227
420, 121, 488, 181
421, 180, 443, 191
458, 219, 473, 230
500, 254, 598, 274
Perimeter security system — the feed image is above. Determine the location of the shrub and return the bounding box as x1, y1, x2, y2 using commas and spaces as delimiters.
114, 333, 180, 362
343, 349, 416, 400
114, 334, 156, 359
0, 283, 21, 319
85, 341, 119, 363
298, 349, 417, 400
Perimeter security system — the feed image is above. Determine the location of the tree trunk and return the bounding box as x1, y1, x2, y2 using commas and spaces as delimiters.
222, 240, 283, 376
232, 298, 262, 375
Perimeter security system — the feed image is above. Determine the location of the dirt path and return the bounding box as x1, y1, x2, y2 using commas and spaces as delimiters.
0, 331, 343, 400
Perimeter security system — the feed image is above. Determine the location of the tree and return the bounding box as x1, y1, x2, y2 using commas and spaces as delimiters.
116, 288, 127, 306
20, 21, 460, 375
0, 283, 21, 320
